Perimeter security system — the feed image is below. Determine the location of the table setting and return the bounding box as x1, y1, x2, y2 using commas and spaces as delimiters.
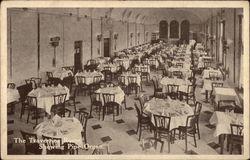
75, 71, 104, 85
28, 84, 69, 114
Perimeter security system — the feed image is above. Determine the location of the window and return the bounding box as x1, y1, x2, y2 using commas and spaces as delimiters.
170, 20, 179, 38
159, 20, 168, 38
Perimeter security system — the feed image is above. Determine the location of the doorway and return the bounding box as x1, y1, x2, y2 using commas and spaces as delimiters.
74, 40, 82, 73
104, 38, 110, 57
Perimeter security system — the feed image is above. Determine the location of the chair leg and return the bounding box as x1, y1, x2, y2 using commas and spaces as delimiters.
138, 125, 142, 141
193, 133, 197, 147
185, 132, 188, 152
35, 109, 38, 125
136, 121, 139, 134
27, 109, 30, 124
197, 123, 201, 139
84, 132, 87, 144
102, 107, 106, 121
168, 134, 170, 153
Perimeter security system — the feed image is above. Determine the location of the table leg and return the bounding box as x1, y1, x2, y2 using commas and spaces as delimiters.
219, 134, 226, 154
203, 90, 209, 103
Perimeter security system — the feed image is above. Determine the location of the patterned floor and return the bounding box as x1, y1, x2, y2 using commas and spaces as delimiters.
7, 71, 243, 155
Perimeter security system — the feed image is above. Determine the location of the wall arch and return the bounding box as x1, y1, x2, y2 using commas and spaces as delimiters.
170, 20, 179, 38
159, 20, 168, 39
181, 20, 190, 43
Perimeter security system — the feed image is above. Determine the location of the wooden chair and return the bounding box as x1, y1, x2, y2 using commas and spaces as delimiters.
127, 76, 140, 95
194, 101, 202, 139
42, 135, 64, 154
70, 87, 86, 117
46, 72, 53, 84
134, 103, 151, 141
76, 76, 89, 96
102, 93, 120, 121
26, 96, 43, 125
182, 85, 196, 104
51, 93, 71, 117
229, 124, 243, 154
152, 79, 163, 98
25, 79, 37, 89
89, 93, 102, 120
7, 83, 16, 89
118, 75, 127, 93
101, 70, 113, 82
140, 65, 150, 83
20, 130, 42, 154
177, 115, 198, 152
153, 114, 172, 153
167, 84, 179, 100
78, 110, 89, 144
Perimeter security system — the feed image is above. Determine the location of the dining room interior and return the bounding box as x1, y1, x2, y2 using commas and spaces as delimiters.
5, 7, 246, 156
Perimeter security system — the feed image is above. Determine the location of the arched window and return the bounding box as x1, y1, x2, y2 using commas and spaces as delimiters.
170, 20, 179, 38
181, 20, 190, 43
159, 20, 168, 38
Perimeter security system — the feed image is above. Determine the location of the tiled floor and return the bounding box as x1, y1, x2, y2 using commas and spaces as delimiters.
7, 71, 243, 155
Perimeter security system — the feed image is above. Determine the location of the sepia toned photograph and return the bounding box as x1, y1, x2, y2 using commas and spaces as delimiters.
1, 1, 249, 159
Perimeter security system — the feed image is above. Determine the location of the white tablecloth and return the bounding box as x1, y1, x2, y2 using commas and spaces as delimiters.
53, 69, 73, 80
160, 77, 191, 93
213, 88, 240, 105
134, 65, 151, 73
202, 69, 223, 79
98, 63, 119, 73
209, 111, 243, 137
168, 67, 192, 78
75, 71, 104, 85
35, 116, 83, 149
7, 88, 20, 104
201, 79, 224, 92
95, 86, 125, 105
28, 85, 70, 114
113, 58, 130, 70
144, 98, 194, 130
121, 73, 141, 86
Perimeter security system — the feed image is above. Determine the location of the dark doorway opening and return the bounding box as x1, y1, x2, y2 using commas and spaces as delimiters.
181, 20, 190, 44
74, 40, 82, 73
104, 38, 110, 57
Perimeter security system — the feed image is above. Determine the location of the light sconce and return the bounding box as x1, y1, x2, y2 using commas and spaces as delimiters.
137, 32, 140, 44
223, 38, 233, 53
130, 33, 133, 46
49, 36, 60, 67
114, 33, 118, 50
97, 34, 102, 54
145, 32, 148, 42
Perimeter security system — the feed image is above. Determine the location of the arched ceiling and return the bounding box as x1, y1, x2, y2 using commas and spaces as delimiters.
34, 8, 220, 24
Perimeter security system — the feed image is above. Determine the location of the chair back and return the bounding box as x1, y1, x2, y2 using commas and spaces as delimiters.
17, 83, 33, 102
62, 76, 73, 92
31, 77, 42, 87
211, 82, 223, 90
90, 93, 101, 104
167, 84, 179, 93
104, 66, 111, 71
20, 130, 42, 154
153, 114, 171, 132
194, 101, 202, 115
26, 96, 37, 108
25, 79, 37, 89
134, 103, 142, 120
76, 76, 86, 85
53, 93, 67, 105
42, 135, 63, 154
78, 111, 89, 131
185, 115, 198, 131
230, 124, 243, 136
93, 76, 102, 84
209, 71, 219, 80
118, 76, 126, 85
141, 66, 149, 73
7, 83, 16, 89
218, 100, 236, 112
46, 72, 53, 78
102, 93, 115, 105
128, 76, 137, 84
89, 59, 96, 65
